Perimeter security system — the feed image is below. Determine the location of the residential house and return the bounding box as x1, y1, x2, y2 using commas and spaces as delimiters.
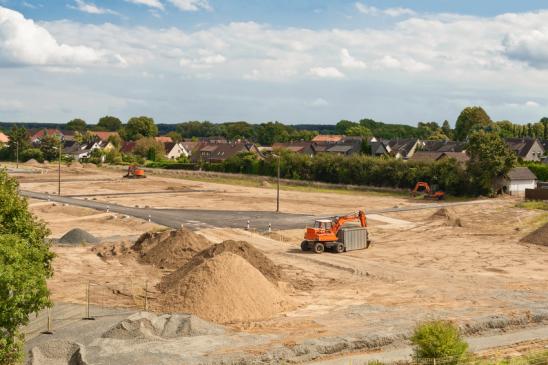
410, 151, 470, 164
325, 144, 355, 156
420, 140, 466, 153
191, 143, 261, 163
89, 131, 119, 142
66, 140, 114, 161
156, 136, 173, 143
0, 131, 8, 144
164, 142, 190, 160
500, 167, 538, 196
369, 140, 389, 156
311, 135, 344, 144
438, 152, 470, 164
30, 129, 64, 144
120, 141, 136, 154
272, 142, 315, 157
385, 138, 420, 159
505, 138, 545, 162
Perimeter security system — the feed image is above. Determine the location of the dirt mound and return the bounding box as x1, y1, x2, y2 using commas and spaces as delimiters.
25, 158, 41, 165
520, 223, 548, 246
59, 228, 100, 244
166, 240, 283, 284
132, 228, 211, 269
92, 241, 133, 258
431, 208, 463, 227
102, 311, 225, 340
159, 252, 290, 323
29, 340, 87, 365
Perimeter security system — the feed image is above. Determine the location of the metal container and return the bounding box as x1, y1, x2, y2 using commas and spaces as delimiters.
337, 227, 369, 251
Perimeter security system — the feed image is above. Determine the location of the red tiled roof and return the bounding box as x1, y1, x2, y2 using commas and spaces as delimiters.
0, 132, 8, 143
155, 136, 173, 143
31, 129, 63, 139
90, 131, 119, 141
312, 135, 344, 143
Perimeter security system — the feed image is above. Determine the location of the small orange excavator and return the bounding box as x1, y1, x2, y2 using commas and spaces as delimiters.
301, 210, 370, 254
411, 182, 444, 200
123, 165, 146, 179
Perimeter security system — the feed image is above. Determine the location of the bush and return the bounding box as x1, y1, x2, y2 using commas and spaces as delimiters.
523, 162, 548, 181
411, 320, 468, 363
20, 148, 44, 163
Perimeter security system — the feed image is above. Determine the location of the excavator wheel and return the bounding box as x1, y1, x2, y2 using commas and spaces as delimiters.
312, 242, 325, 254
300, 241, 310, 251
334, 243, 345, 254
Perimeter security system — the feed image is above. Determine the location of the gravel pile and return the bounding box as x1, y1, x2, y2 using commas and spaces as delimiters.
102, 312, 225, 340
59, 228, 100, 245
29, 339, 87, 365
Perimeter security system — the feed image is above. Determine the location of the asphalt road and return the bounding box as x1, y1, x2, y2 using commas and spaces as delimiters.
21, 190, 497, 231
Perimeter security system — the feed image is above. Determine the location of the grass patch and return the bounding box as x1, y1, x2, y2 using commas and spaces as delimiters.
517, 201, 548, 211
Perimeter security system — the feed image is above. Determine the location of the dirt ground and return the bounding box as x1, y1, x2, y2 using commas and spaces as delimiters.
9, 163, 548, 362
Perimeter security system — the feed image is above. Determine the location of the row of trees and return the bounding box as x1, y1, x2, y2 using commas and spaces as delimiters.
200, 130, 516, 196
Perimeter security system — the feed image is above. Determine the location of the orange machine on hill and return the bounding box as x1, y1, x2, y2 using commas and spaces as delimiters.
301, 210, 370, 254
411, 182, 444, 200
123, 165, 146, 179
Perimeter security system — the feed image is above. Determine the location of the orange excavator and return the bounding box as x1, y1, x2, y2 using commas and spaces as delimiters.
301, 210, 370, 254
123, 165, 146, 179
411, 182, 444, 200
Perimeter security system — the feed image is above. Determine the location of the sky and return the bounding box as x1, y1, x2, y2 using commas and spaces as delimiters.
0, 1, 547, 126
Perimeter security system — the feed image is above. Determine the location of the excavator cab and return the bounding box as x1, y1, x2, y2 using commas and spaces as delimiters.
411, 181, 444, 200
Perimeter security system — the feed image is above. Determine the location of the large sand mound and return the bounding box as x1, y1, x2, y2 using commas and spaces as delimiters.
132, 228, 211, 269
164, 240, 284, 285
520, 223, 548, 246
102, 311, 225, 340
159, 252, 290, 323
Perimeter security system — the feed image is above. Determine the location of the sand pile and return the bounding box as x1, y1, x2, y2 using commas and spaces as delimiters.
520, 223, 548, 246
168, 240, 284, 284
102, 312, 225, 340
59, 228, 100, 244
92, 241, 133, 258
25, 158, 41, 165
159, 252, 290, 323
29, 340, 87, 365
431, 208, 463, 227
132, 228, 211, 269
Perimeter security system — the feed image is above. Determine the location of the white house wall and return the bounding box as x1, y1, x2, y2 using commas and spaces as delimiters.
509, 180, 536, 195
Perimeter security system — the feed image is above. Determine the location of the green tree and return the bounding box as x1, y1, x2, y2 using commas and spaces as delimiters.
255, 122, 291, 145
39, 135, 61, 161
0, 170, 53, 363
125, 116, 158, 140
133, 137, 165, 161
221, 121, 254, 140
335, 120, 357, 134
20, 148, 44, 163
346, 125, 372, 139
65, 118, 87, 133
6, 126, 30, 160
176, 121, 219, 138
427, 130, 449, 141
411, 320, 468, 364
441, 120, 453, 139
540, 117, 548, 139
166, 131, 182, 143
97, 116, 122, 131
107, 134, 122, 149
454, 106, 492, 141
466, 130, 516, 195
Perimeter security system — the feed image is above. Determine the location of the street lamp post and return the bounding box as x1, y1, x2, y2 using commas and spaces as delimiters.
272, 154, 281, 213
58, 139, 61, 196
15, 141, 19, 169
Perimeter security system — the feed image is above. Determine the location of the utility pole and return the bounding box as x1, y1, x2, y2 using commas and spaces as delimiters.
15, 141, 19, 169
58, 139, 61, 196
272, 154, 281, 213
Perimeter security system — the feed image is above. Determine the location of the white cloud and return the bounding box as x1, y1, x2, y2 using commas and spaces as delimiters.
525, 100, 539, 107
502, 28, 548, 68
310, 97, 329, 107
355, 2, 415, 17
180, 53, 225, 69
168, 0, 212, 12
0, 6, 110, 66
340, 48, 366, 69
69, 0, 118, 15
125, 0, 164, 10
309, 66, 345, 79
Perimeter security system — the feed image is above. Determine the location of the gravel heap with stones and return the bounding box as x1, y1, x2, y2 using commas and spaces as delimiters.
430, 207, 463, 227
159, 252, 290, 323
59, 228, 100, 245
29, 339, 87, 365
132, 228, 211, 269
520, 222, 548, 246
102, 312, 225, 340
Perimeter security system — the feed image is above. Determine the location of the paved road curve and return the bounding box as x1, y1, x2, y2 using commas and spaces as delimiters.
21, 190, 499, 231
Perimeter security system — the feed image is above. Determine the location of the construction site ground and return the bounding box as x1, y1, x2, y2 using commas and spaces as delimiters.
6, 163, 547, 364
